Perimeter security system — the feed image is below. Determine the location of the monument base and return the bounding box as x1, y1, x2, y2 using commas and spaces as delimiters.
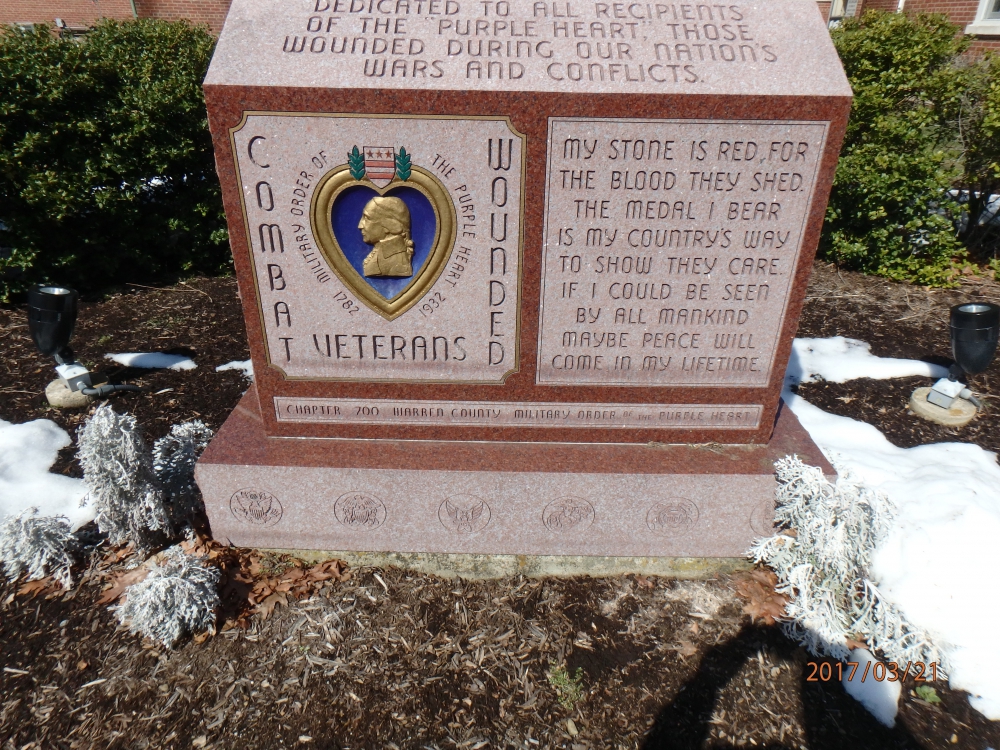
196, 387, 833, 559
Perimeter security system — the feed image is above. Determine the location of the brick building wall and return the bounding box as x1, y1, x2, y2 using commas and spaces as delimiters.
133, 0, 231, 34
0, 0, 232, 34
858, 0, 901, 13
905, 0, 977, 25
0, 0, 134, 28
903, 0, 1000, 54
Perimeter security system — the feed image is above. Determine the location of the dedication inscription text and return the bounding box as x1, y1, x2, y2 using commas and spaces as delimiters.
537, 117, 826, 386
274, 396, 762, 428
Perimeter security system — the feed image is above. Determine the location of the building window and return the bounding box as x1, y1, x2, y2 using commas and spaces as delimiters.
828, 0, 860, 27
966, 0, 1000, 34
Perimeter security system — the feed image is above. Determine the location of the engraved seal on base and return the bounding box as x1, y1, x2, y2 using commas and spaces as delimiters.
646, 498, 699, 534
334, 491, 387, 530
750, 499, 776, 535
439, 495, 491, 534
542, 497, 596, 532
230, 488, 283, 526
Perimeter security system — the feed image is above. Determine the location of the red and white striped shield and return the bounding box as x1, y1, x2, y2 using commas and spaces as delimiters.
363, 146, 396, 187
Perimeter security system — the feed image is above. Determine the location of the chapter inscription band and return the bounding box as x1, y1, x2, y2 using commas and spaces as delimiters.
274, 397, 761, 429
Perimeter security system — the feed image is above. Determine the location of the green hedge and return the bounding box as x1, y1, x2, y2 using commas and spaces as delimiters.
0, 20, 229, 301
824, 11, 1000, 286
2, 14, 996, 297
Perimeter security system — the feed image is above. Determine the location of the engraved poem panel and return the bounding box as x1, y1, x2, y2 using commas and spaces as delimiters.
537, 118, 827, 387
232, 114, 523, 383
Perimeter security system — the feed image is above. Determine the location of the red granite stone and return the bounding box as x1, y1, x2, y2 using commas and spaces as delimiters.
197, 0, 850, 555
202, 0, 852, 446
196, 386, 833, 555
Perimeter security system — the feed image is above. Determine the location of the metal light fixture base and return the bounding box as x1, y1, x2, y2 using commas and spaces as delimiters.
55, 362, 92, 393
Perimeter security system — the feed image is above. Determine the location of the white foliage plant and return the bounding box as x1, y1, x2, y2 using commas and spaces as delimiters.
750, 456, 945, 670
77, 406, 213, 549
0, 508, 78, 588
115, 545, 220, 648
78, 405, 170, 550
152, 420, 213, 531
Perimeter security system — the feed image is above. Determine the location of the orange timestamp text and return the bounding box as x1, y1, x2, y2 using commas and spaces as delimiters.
806, 660, 940, 683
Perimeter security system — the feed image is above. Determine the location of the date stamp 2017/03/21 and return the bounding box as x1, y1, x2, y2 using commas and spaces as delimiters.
806, 661, 941, 683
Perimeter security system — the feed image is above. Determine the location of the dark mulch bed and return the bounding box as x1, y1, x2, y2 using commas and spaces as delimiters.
0, 277, 250, 476
4, 569, 995, 750
795, 262, 1000, 454
1, 263, 999, 749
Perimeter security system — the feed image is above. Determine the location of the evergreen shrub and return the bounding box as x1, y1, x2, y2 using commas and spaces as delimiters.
943, 54, 1000, 262
824, 11, 970, 286
0, 20, 229, 301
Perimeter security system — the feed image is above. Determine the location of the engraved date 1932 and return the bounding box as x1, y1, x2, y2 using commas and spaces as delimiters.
807, 660, 940, 683
418, 291, 447, 317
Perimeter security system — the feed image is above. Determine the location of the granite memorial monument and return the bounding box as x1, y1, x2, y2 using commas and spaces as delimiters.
196, 0, 850, 558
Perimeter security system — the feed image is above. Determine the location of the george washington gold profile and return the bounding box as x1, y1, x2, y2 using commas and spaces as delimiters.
358, 196, 414, 278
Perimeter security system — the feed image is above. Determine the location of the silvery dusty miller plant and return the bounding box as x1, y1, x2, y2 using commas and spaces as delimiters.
750, 456, 944, 671
115, 545, 220, 648
152, 420, 213, 531
77, 404, 171, 550
0, 507, 78, 588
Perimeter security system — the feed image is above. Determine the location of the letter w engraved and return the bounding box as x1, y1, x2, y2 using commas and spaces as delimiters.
259, 224, 284, 253
488, 139, 513, 171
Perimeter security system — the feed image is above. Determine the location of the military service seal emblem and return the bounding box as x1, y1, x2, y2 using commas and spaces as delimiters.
311, 145, 457, 320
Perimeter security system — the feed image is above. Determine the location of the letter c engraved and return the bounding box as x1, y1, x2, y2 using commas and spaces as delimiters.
248, 136, 270, 168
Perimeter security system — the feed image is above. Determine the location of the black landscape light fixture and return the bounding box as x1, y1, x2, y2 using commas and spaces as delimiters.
27, 285, 78, 363
923, 301, 999, 412
26, 284, 142, 398
951, 302, 1000, 378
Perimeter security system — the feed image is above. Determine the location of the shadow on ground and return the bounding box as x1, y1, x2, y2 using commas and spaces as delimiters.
643, 625, 924, 750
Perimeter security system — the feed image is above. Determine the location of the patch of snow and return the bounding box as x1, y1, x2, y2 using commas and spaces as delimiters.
105, 352, 196, 370
784, 338, 1000, 720
842, 648, 901, 727
0, 419, 92, 530
215, 359, 253, 381
786, 337, 947, 387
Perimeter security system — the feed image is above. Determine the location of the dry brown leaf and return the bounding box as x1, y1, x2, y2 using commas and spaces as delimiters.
99, 544, 135, 569
635, 576, 655, 590
672, 639, 698, 658
256, 591, 288, 620
732, 569, 789, 625
17, 577, 57, 598
97, 567, 151, 605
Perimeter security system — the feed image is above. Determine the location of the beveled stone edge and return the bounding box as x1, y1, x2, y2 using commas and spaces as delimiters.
257, 548, 753, 580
